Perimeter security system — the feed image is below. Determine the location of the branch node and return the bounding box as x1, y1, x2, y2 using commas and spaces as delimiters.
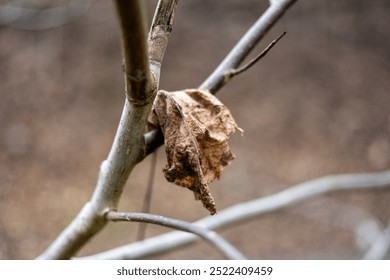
127, 85, 157, 107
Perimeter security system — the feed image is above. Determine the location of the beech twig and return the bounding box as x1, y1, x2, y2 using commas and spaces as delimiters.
80, 170, 390, 259
106, 211, 246, 260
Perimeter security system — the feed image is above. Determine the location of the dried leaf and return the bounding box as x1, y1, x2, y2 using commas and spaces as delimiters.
148, 89, 242, 215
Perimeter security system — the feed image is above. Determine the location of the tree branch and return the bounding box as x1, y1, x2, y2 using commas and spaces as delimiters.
106, 211, 246, 260
37, 0, 179, 259
80, 170, 390, 259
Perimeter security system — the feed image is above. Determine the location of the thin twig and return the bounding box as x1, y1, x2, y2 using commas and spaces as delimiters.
80, 170, 390, 259
200, 0, 297, 93
136, 152, 158, 241
106, 211, 246, 260
225, 31, 286, 79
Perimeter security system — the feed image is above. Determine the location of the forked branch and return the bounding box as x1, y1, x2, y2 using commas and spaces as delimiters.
80, 170, 390, 259
37, 0, 296, 260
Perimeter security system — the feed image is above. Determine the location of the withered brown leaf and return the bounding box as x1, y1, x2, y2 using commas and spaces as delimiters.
148, 89, 242, 215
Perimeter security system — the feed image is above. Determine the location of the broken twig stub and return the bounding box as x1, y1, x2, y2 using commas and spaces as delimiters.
148, 89, 242, 214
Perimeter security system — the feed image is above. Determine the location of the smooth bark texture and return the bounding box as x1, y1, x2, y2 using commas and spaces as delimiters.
106, 211, 246, 259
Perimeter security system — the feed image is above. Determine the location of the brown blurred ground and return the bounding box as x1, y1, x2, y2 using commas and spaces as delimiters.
0, 0, 389, 259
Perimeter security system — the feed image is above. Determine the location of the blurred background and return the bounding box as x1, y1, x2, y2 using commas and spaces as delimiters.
0, 0, 389, 259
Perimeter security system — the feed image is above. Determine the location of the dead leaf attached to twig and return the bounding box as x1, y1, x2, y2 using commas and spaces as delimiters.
148, 89, 242, 215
